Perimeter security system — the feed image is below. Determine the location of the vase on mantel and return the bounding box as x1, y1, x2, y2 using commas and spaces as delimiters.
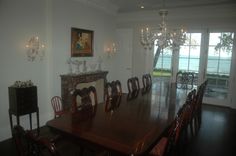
83, 60, 87, 72
67, 58, 73, 74
97, 56, 103, 71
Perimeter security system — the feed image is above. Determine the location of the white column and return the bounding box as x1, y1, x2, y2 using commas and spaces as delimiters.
145, 48, 154, 74
171, 48, 179, 83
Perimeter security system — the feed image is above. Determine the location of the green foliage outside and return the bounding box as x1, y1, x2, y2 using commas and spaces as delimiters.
153, 69, 171, 77
215, 33, 234, 53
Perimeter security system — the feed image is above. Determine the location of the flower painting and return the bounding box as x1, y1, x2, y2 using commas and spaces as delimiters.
71, 28, 93, 57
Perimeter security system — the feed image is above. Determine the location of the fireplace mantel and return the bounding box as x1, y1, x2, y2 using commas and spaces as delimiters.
60, 71, 108, 109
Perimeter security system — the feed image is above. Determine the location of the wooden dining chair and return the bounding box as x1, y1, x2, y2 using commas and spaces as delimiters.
142, 74, 152, 92
12, 125, 80, 156
104, 81, 122, 113
176, 71, 194, 89
149, 113, 184, 156
72, 86, 98, 113
127, 77, 140, 93
72, 86, 108, 155
193, 80, 207, 131
51, 96, 65, 118
105, 80, 122, 100
113, 80, 122, 96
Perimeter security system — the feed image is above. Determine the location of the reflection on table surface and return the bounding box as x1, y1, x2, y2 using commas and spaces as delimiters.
47, 81, 194, 155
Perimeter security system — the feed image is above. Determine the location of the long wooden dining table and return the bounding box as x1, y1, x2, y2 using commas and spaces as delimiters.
46, 81, 193, 156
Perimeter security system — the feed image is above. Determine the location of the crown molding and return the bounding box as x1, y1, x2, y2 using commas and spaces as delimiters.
72, 0, 118, 15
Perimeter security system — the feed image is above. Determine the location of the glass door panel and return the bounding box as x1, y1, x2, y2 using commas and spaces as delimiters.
205, 32, 234, 102
153, 42, 172, 82
178, 33, 202, 84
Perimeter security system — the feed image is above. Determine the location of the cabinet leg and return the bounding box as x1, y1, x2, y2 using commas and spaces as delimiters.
9, 111, 13, 136
16, 116, 20, 125
29, 113, 32, 130
36, 109, 40, 135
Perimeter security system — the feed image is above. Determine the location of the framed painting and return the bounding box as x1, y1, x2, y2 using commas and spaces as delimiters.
71, 28, 93, 57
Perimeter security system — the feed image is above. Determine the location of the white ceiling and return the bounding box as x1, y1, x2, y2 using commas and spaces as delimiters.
108, 0, 236, 13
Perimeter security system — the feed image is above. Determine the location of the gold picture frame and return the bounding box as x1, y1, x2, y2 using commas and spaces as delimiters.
71, 27, 93, 57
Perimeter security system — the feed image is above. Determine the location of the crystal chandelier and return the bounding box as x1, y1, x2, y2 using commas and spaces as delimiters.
140, 8, 187, 50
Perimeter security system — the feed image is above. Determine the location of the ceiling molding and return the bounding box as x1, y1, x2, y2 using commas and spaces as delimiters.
72, 0, 119, 15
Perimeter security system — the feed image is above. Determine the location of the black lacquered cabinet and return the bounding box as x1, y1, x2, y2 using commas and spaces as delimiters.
8, 86, 39, 135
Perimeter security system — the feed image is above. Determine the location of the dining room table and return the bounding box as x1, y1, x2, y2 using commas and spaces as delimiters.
46, 81, 194, 156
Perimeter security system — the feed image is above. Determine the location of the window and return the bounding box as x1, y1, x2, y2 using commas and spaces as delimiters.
178, 33, 201, 72
205, 32, 234, 99
153, 46, 172, 78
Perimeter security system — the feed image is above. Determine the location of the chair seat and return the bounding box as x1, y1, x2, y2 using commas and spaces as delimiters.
55, 110, 65, 116
149, 137, 168, 156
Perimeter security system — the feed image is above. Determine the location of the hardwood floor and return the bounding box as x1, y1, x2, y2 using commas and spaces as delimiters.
183, 104, 236, 156
1, 104, 236, 156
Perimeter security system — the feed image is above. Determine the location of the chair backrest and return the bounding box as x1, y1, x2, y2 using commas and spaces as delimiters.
127, 77, 140, 93
105, 94, 122, 112
51, 96, 64, 118
72, 86, 98, 113
112, 80, 122, 96
142, 74, 152, 89
12, 125, 60, 156
176, 71, 194, 89
105, 80, 122, 99
104, 80, 122, 112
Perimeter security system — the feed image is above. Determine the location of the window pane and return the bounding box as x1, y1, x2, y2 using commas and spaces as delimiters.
178, 33, 201, 78
190, 46, 200, 58
207, 59, 218, 73
190, 33, 201, 45
179, 58, 188, 71
208, 46, 219, 57
205, 32, 234, 100
189, 58, 199, 71
209, 33, 221, 45
179, 46, 189, 57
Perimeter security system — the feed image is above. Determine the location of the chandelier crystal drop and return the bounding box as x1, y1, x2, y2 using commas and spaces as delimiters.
140, 9, 187, 50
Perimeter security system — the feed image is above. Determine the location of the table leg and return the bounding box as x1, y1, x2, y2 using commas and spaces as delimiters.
29, 113, 32, 130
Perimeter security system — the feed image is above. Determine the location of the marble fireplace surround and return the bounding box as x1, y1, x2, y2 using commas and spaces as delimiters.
60, 71, 108, 110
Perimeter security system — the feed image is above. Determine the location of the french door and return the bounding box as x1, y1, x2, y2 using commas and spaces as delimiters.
203, 32, 234, 106
153, 30, 235, 107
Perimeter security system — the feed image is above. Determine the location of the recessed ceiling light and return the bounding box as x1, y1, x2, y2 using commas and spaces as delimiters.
141, 6, 144, 9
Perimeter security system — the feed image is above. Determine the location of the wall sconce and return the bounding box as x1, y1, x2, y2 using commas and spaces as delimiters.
105, 43, 116, 57
25, 36, 45, 61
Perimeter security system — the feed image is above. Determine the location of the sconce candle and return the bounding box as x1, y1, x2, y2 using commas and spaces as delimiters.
105, 42, 117, 57
26, 36, 45, 61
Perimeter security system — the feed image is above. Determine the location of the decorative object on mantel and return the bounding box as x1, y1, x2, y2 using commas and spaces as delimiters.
97, 56, 103, 71
140, 0, 186, 50
71, 27, 94, 57
105, 42, 117, 57
12, 80, 34, 88
66, 58, 73, 74
72, 60, 83, 74
82, 60, 87, 72
26, 36, 45, 61
89, 63, 97, 72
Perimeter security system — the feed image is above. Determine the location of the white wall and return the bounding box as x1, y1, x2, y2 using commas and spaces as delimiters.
49, 0, 117, 97
0, 0, 117, 141
0, 0, 49, 141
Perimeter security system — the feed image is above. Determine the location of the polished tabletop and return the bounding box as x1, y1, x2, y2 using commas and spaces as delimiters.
47, 81, 192, 155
